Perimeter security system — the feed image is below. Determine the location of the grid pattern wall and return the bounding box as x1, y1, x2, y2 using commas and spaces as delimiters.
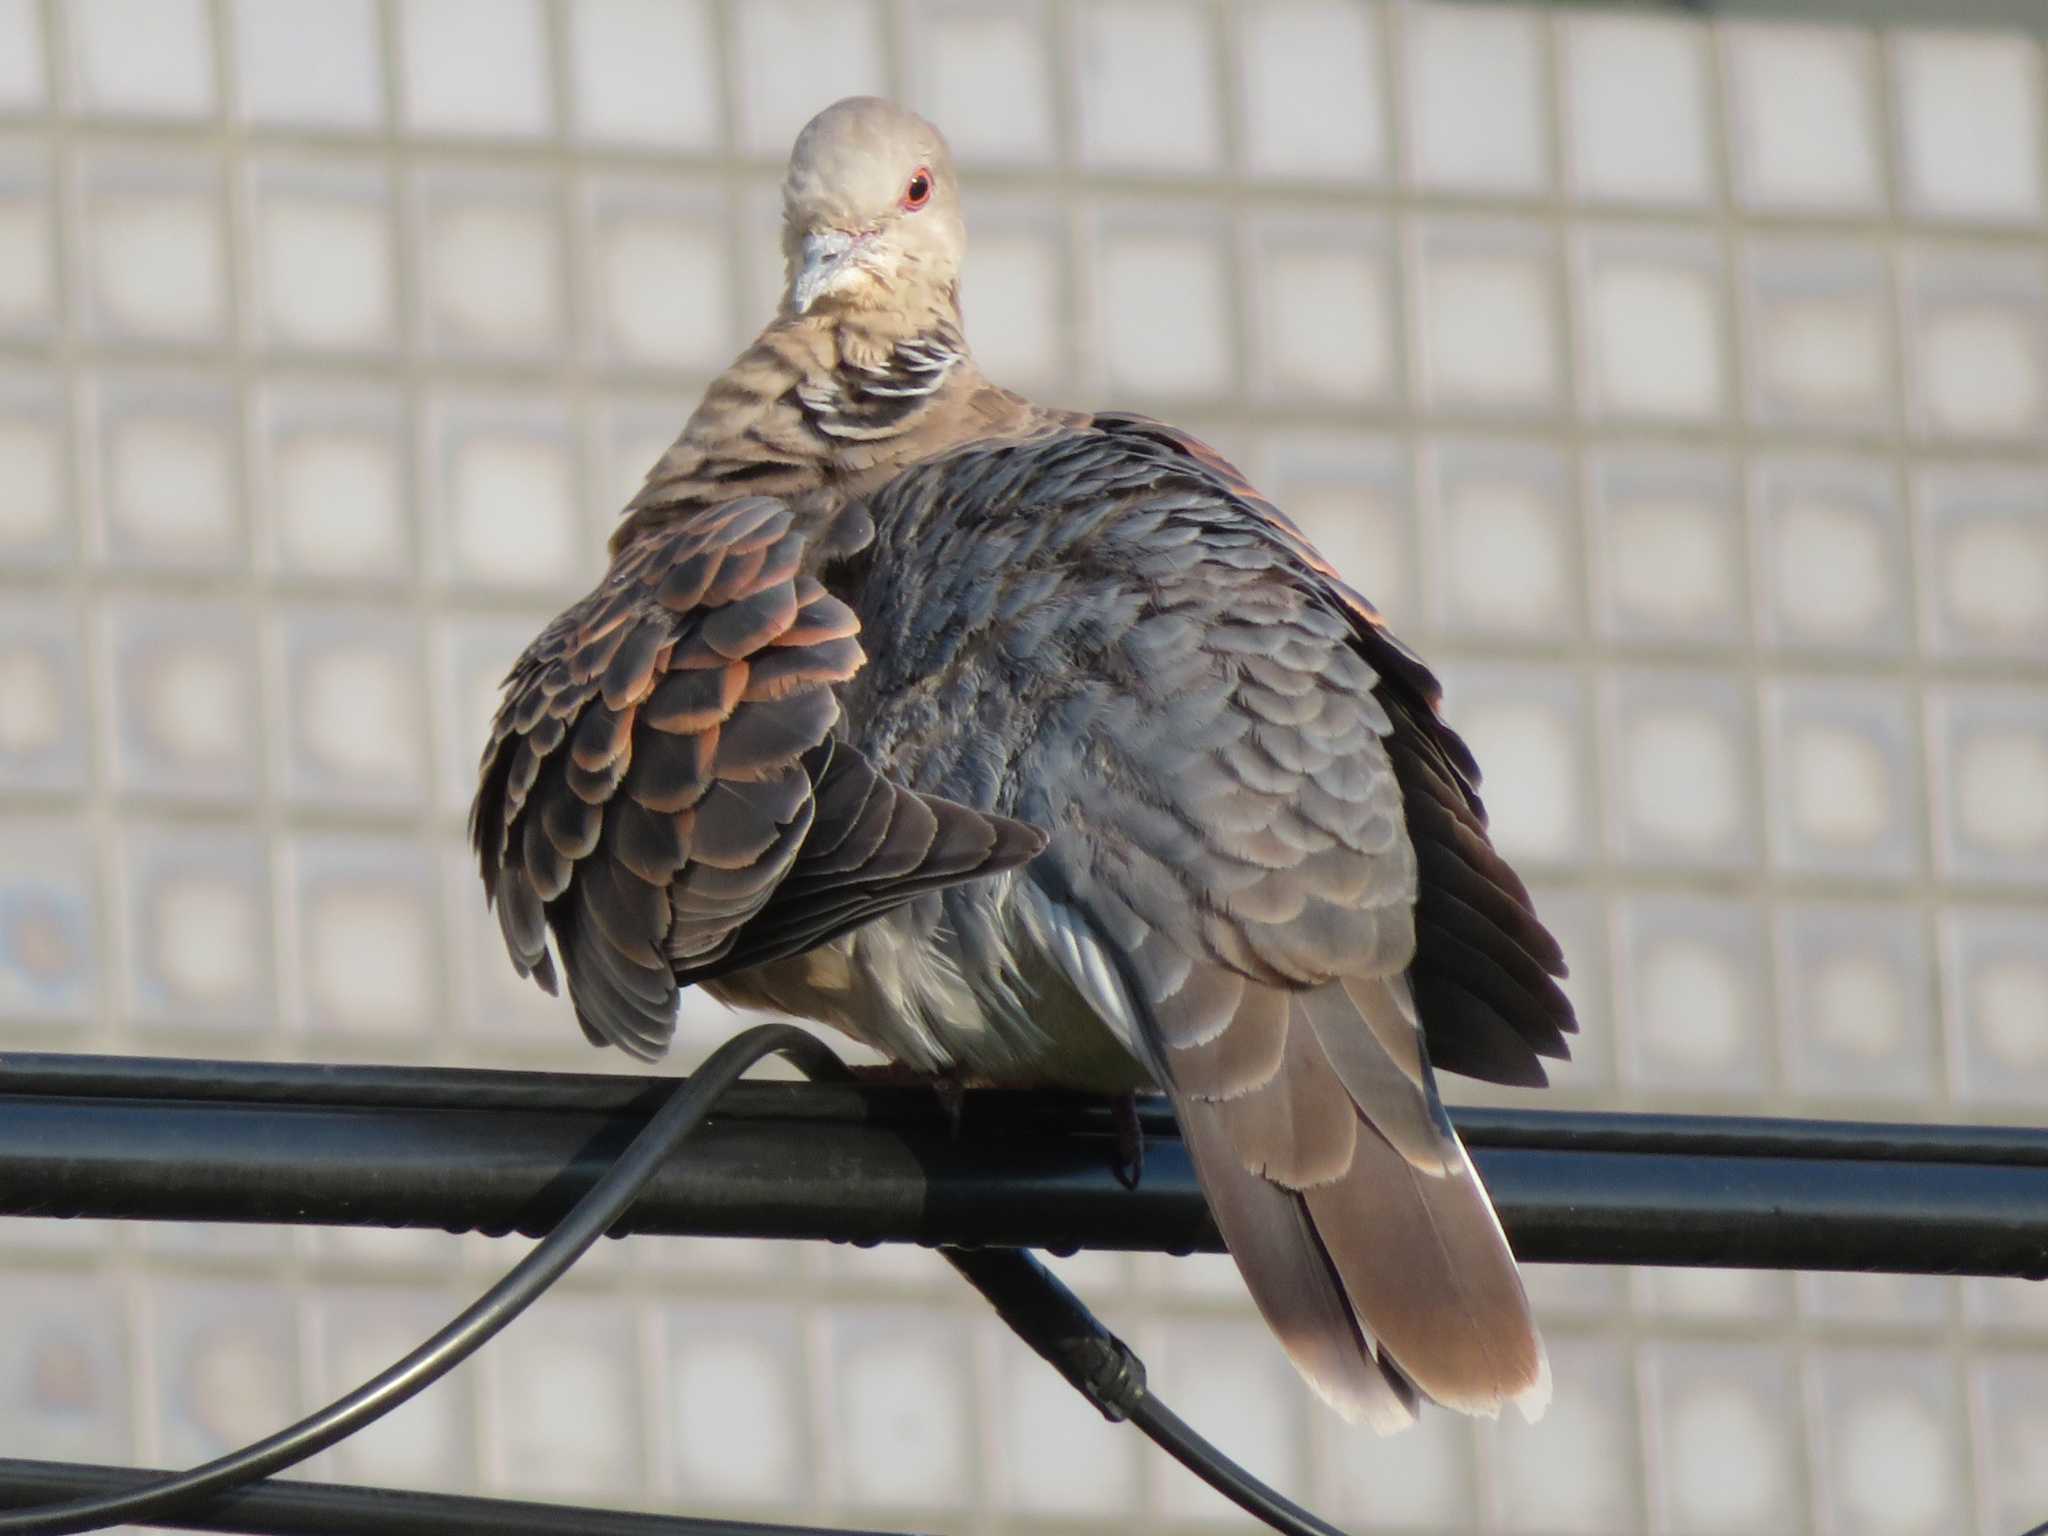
0, 1, 2044, 1532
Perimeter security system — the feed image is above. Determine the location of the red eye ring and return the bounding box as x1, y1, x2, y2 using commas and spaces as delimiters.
902, 167, 933, 211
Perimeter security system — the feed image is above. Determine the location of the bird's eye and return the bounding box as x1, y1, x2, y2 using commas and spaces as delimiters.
902, 168, 933, 210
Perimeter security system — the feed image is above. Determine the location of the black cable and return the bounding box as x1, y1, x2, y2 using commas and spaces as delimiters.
775, 1053, 1350, 1536
0, 1458, 903, 1536
941, 1247, 1348, 1536
0, 1023, 841, 1536
0, 1024, 1363, 1536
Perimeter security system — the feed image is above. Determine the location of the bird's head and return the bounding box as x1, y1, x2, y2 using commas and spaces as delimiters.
780, 97, 964, 323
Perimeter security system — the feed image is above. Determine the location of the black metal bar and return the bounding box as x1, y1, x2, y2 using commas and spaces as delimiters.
1, 1053, 2045, 1278
1508, 1, 2048, 39
0, 1459, 908, 1536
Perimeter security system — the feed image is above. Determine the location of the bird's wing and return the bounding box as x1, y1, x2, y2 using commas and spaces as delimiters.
1089, 414, 1574, 1086
471, 495, 1046, 1058
864, 422, 1572, 1426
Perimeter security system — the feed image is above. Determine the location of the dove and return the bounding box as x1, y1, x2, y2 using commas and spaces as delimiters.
473, 97, 1575, 1430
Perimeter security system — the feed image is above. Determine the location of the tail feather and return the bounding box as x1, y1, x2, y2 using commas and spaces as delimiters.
1177, 1095, 1417, 1433
1166, 971, 1547, 1429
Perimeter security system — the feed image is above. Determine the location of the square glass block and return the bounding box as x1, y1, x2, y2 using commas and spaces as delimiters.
0, 818, 97, 1026
1075, 0, 1221, 174
1892, 30, 2044, 227
151, 1279, 301, 1466
1561, 12, 1713, 207
0, 1270, 130, 1461
1250, 214, 1394, 405
1777, 903, 1935, 1103
247, 160, 397, 355
230, 0, 383, 131
443, 832, 578, 1048
117, 822, 272, 1033
485, 1293, 639, 1497
593, 395, 683, 528
1587, 450, 1745, 649
1575, 227, 1727, 424
829, 1306, 975, 1511
827, 1229, 951, 1294
1615, 894, 1771, 1095
1928, 686, 2048, 887
1401, 1, 1550, 196
1486, 1332, 1643, 1535
1763, 678, 1922, 880
75, 154, 228, 347
992, 1325, 1141, 1517
1800, 1271, 1952, 1328
1261, 434, 1413, 627
101, 598, 259, 804
1411, 218, 1562, 416
657, 1302, 810, 1506
1918, 466, 2048, 662
0, 153, 54, 343
414, 168, 567, 361
1902, 243, 2048, 442
1135, 1247, 1246, 1303
1967, 1274, 2048, 1335
0, 378, 69, 566
427, 395, 591, 594
1723, 21, 1884, 214
254, 384, 410, 582
730, 0, 887, 157
905, 0, 1056, 167
1323, 1397, 1476, 1530
1093, 213, 1234, 401
398, 0, 553, 138
1811, 1348, 1966, 1536
138, 1215, 282, 1264
566, 0, 720, 152
315, 1286, 473, 1490
1518, 1262, 1627, 1324
0, 598, 88, 793
1633, 1265, 1791, 1323
65, 0, 214, 119
1425, 439, 1578, 642
1146, 1316, 1309, 1524
1975, 1356, 2048, 1535
730, 179, 786, 328
1606, 670, 1758, 873
88, 376, 241, 570
1742, 238, 1895, 433
583, 177, 733, 375
1943, 906, 2048, 1105
1641, 1340, 1802, 1536
1435, 662, 1593, 869
275, 607, 428, 811
285, 834, 441, 1040
1753, 456, 1910, 657
1234, 0, 1385, 183
954, 195, 1066, 396
0, 0, 44, 110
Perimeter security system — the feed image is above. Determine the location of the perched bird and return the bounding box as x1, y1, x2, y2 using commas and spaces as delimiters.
472, 97, 1574, 1430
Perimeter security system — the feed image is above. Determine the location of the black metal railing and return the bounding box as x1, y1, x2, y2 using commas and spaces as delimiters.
2, 1037, 2045, 1536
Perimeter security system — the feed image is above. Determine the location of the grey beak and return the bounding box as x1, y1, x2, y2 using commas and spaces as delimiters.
790, 229, 858, 315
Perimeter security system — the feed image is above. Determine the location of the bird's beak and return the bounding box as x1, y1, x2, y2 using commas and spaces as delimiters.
790, 228, 861, 315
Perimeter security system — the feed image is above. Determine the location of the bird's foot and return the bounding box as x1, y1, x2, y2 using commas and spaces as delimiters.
1111, 1093, 1144, 1191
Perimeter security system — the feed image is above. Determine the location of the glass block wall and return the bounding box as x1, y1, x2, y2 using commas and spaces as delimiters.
1, 1, 2045, 1532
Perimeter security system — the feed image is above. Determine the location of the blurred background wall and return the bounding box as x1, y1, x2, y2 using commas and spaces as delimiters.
0, 0, 2045, 1531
